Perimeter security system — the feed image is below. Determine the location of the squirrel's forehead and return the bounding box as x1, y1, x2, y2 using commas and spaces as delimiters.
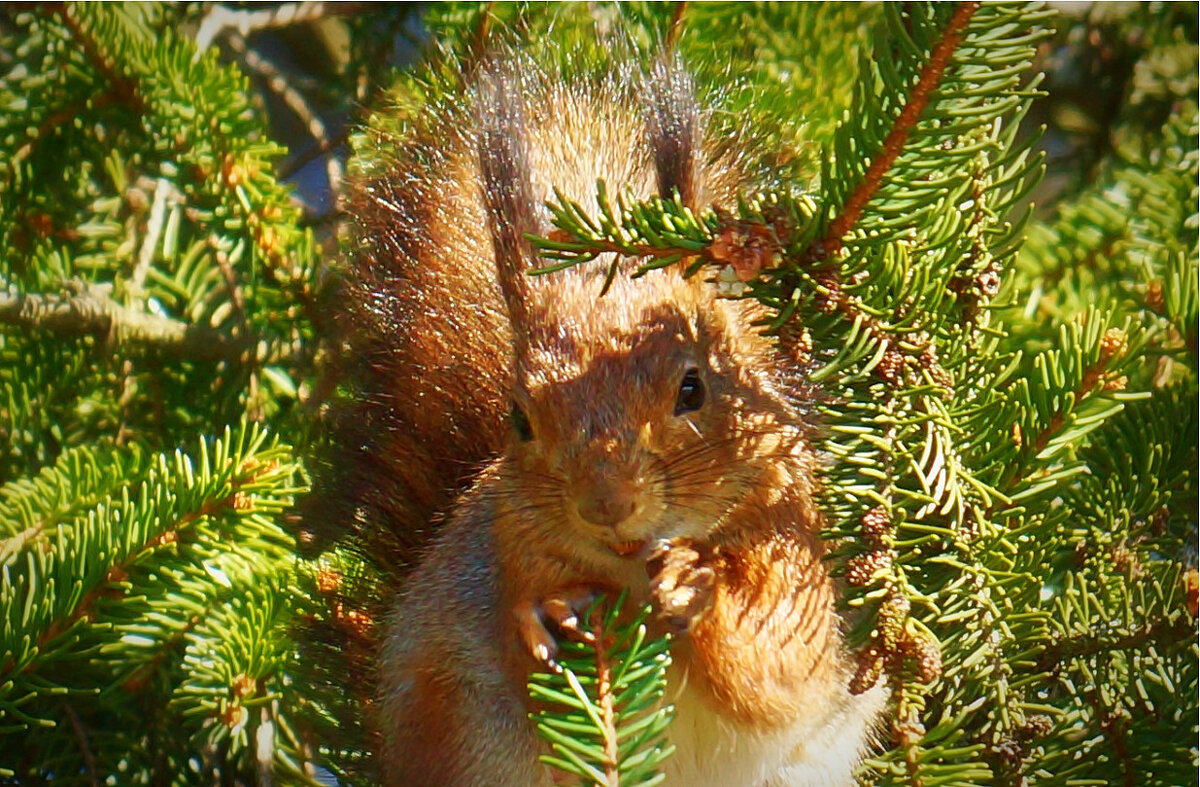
519, 313, 695, 390
527, 303, 693, 349
527, 275, 697, 335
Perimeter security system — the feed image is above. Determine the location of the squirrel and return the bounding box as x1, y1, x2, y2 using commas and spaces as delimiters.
323, 49, 885, 787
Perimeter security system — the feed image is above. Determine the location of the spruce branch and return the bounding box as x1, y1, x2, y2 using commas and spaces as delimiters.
61, 700, 100, 787
997, 314, 1151, 500
0, 425, 305, 779
528, 593, 675, 786
280, 129, 351, 182
4, 2, 1192, 782
0, 428, 289, 682
0, 282, 250, 362
223, 31, 346, 197
1035, 614, 1195, 674
8, 92, 121, 170
193, 2, 371, 54
52, 2, 145, 114
810, 1, 981, 266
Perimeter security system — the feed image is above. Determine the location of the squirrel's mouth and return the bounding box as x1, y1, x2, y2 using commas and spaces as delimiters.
610, 539, 645, 558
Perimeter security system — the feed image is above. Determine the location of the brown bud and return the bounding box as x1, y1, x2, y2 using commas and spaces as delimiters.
849, 648, 884, 695
316, 567, 341, 594
875, 594, 911, 651
1098, 327, 1128, 364
124, 187, 150, 213
992, 736, 1024, 768
903, 630, 943, 684
1145, 280, 1165, 313
976, 267, 1001, 298
1017, 714, 1053, 741
814, 271, 841, 313
708, 222, 779, 282
335, 602, 375, 639
1103, 374, 1128, 392
223, 154, 241, 186
845, 550, 893, 587
232, 673, 257, 698
875, 348, 905, 384
860, 506, 892, 544
920, 345, 953, 387
1151, 506, 1170, 535
151, 530, 178, 547
221, 704, 248, 731
257, 224, 278, 254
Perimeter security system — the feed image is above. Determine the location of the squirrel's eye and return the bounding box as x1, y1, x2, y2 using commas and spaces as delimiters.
674, 367, 705, 416
511, 403, 534, 441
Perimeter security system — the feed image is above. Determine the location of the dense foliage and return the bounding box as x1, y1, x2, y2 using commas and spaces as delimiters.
1, 3, 1194, 784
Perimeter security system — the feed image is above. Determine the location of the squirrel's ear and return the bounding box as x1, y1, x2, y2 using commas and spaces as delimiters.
645, 57, 710, 290
476, 66, 540, 336
645, 57, 700, 213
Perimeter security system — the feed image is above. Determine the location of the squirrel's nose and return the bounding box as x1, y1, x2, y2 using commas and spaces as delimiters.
574, 484, 639, 528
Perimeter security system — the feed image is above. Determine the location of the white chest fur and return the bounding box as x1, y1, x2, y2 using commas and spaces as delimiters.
658, 662, 884, 787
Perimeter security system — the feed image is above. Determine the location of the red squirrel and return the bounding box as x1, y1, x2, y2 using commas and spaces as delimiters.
338, 53, 884, 786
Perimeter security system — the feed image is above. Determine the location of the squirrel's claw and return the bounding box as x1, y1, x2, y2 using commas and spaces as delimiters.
515, 599, 560, 667
514, 587, 599, 669
648, 539, 716, 634
542, 596, 598, 644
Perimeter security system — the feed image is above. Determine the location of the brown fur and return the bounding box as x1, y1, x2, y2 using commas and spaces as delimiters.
348, 54, 883, 785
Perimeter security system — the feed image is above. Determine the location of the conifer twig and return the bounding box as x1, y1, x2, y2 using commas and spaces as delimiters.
129, 178, 171, 296
193, 2, 369, 53
53, 3, 145, 113
807, 1, 980, 263
529, 594, 675, 785
666, 2, 689, 52
0, 454, 276, 683
279, 130, 350, 182
0, 282, 250, 361
591, 606, 620, 786
1034, 616, 1195, 672
10, 93, 119, 169
61, 701, 99, 787
224, 32, 345, 196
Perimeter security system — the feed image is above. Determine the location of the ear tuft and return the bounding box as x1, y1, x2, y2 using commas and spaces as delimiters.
645, 58, 701, 211
476, 65, 541, 331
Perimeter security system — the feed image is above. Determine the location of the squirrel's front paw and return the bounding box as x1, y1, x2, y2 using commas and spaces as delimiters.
514, 586, 600, 669
647, 540, 716, 634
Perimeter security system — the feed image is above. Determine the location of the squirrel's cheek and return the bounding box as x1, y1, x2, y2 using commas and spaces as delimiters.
511, 447, 560, 481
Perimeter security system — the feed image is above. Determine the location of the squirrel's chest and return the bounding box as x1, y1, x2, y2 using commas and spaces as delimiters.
658, 660, 878, 787
659, 664, 794, 786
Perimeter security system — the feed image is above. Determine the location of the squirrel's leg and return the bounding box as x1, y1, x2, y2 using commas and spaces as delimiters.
378, 504, 556, 787
648, 540, 717, 632
513, 585, 602, 667
379, 633, 551, 786
649, 511, 884, 784
650, 520, 842, 728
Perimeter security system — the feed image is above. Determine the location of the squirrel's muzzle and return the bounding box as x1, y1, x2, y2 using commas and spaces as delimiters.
569, 455, 646, 528
573, 480, 641, 527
